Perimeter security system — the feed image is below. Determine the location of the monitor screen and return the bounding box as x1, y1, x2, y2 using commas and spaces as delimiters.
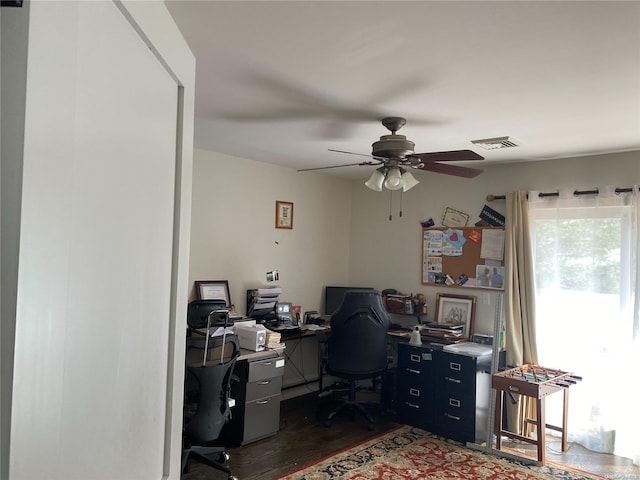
276, 302, 293, 325
324, 286, 374, 316
276, 302, 291, 315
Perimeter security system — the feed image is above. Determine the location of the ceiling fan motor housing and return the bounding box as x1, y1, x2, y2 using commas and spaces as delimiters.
372, 134, 415, 159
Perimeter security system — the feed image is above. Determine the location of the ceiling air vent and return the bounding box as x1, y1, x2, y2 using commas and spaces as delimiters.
471, 136, 521, 150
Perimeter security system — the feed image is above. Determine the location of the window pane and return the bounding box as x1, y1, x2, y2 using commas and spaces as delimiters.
532, 208, 631, 455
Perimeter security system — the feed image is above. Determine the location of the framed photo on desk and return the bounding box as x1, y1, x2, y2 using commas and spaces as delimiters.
195, 280, 231, 306
433, 293, 476, 338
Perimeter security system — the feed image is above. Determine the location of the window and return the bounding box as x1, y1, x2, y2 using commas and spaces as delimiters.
530, 191, 638, 462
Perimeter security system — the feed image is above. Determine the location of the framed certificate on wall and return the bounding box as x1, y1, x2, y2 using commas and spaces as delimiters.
275, 200, 294, 229
194, 280, 231, 306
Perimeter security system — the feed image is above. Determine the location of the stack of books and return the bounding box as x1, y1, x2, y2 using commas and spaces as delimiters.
265, 330, 285, 349
420, 323, 467, 344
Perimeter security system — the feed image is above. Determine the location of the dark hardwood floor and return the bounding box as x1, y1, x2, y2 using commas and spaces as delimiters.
182, 389, 398, 480
182, 390, 640, 480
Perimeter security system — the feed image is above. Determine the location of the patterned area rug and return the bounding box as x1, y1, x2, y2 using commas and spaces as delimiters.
275, 425, 606, 480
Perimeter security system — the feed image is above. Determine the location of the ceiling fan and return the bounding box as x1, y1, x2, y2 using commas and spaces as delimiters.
299, 117, 484, 192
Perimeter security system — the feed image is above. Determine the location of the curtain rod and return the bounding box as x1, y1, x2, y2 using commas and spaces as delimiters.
486, 187, 636, 202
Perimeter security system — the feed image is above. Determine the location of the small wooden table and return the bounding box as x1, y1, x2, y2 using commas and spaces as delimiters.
492, 364, 581, 464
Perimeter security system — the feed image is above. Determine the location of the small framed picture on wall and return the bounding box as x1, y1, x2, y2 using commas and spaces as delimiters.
275, 200, 294, 229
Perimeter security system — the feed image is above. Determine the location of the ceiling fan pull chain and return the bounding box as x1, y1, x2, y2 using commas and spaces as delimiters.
399, 190, 403, 218
389, 191, 393, 221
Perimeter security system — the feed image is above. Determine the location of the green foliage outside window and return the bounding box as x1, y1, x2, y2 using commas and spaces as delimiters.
534, 218, 621, 295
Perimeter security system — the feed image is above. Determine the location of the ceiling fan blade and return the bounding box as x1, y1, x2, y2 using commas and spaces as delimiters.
298, 161, 380, 172
409, 150, 484, 162
416, 161, 483, 178
328, 149, 387, 162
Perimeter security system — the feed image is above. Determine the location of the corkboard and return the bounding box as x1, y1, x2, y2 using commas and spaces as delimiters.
421, 226, 505, 289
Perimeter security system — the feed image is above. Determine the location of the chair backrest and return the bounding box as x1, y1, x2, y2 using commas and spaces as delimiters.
184, 334, 239, 443
187, 299, 229, 329
327, 289, 390, 378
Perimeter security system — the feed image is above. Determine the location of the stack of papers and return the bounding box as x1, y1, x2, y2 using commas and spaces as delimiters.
199, 326, 235, 337
265, 330, 284, 349
301, 324, 324, 331
421, 323, 465, 337
247, 286, 282, 317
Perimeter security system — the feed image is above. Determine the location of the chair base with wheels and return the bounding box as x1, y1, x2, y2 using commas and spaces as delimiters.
321, 378, 376, 430
181, 443, 237, 480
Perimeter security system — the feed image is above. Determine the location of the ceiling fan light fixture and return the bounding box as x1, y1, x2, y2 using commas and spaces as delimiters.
365, 168, 385, 192
384, 167, 403, 190
400, 170, 419, 192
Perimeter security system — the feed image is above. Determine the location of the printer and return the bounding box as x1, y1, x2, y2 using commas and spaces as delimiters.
234, 323, 267, 351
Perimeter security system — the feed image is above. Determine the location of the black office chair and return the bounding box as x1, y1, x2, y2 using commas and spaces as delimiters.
320, 289, 391, 430
182, 302, 239, 480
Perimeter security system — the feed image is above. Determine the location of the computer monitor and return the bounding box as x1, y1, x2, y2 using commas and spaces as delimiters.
324, 286, 374, 316
276, 302, 293, 325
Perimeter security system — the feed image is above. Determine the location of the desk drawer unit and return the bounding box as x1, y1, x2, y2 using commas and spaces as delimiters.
224, 354, 285, 446
243, 392, 281, 444
437, 352, 477, 443
395, 344, 493, 444
246, 374, 282, 401
243, 356, 284, 444
248, 356, 284, 383
396, 344, 438, 432
436, 351, 491, 444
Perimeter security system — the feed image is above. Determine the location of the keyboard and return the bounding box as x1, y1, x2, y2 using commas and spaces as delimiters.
278, 327, 302, 338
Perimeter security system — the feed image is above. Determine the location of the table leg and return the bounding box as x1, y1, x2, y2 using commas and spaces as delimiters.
561, 388, 569, 452
495, 389, 504, 450
317, 336, 326, 391
536, 398, 545, 464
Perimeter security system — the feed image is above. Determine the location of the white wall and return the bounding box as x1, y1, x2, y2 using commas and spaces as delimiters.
189, 149, 354, 314
349, 151, 640, 334
3, 2, 195, 479
1, 3, 30, 479
190, 148, 639, 336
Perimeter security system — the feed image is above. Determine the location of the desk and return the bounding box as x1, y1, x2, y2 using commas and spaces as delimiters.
191, 327, 285, 360
492, 364, 581, 464
279, 329, 326, 390
278, 327, 404, 394
238, 345, 284, 361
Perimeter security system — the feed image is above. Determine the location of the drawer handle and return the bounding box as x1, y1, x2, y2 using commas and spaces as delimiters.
449, 398, 461, 408
508, 385, 520, 392
404, 402, 420, 409
410, 354, 421, 363
256, 400, 270, 405
445, 376, 461, 384
406, 368, 420, 374
409, 388, 420, 397
445, 413, 461, 421
261, 362, 274, 366
257, 380, 271, 385
449, 362, 461, 371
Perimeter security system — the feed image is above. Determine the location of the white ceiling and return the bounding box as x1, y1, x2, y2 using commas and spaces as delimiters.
165, 0, 640, 180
